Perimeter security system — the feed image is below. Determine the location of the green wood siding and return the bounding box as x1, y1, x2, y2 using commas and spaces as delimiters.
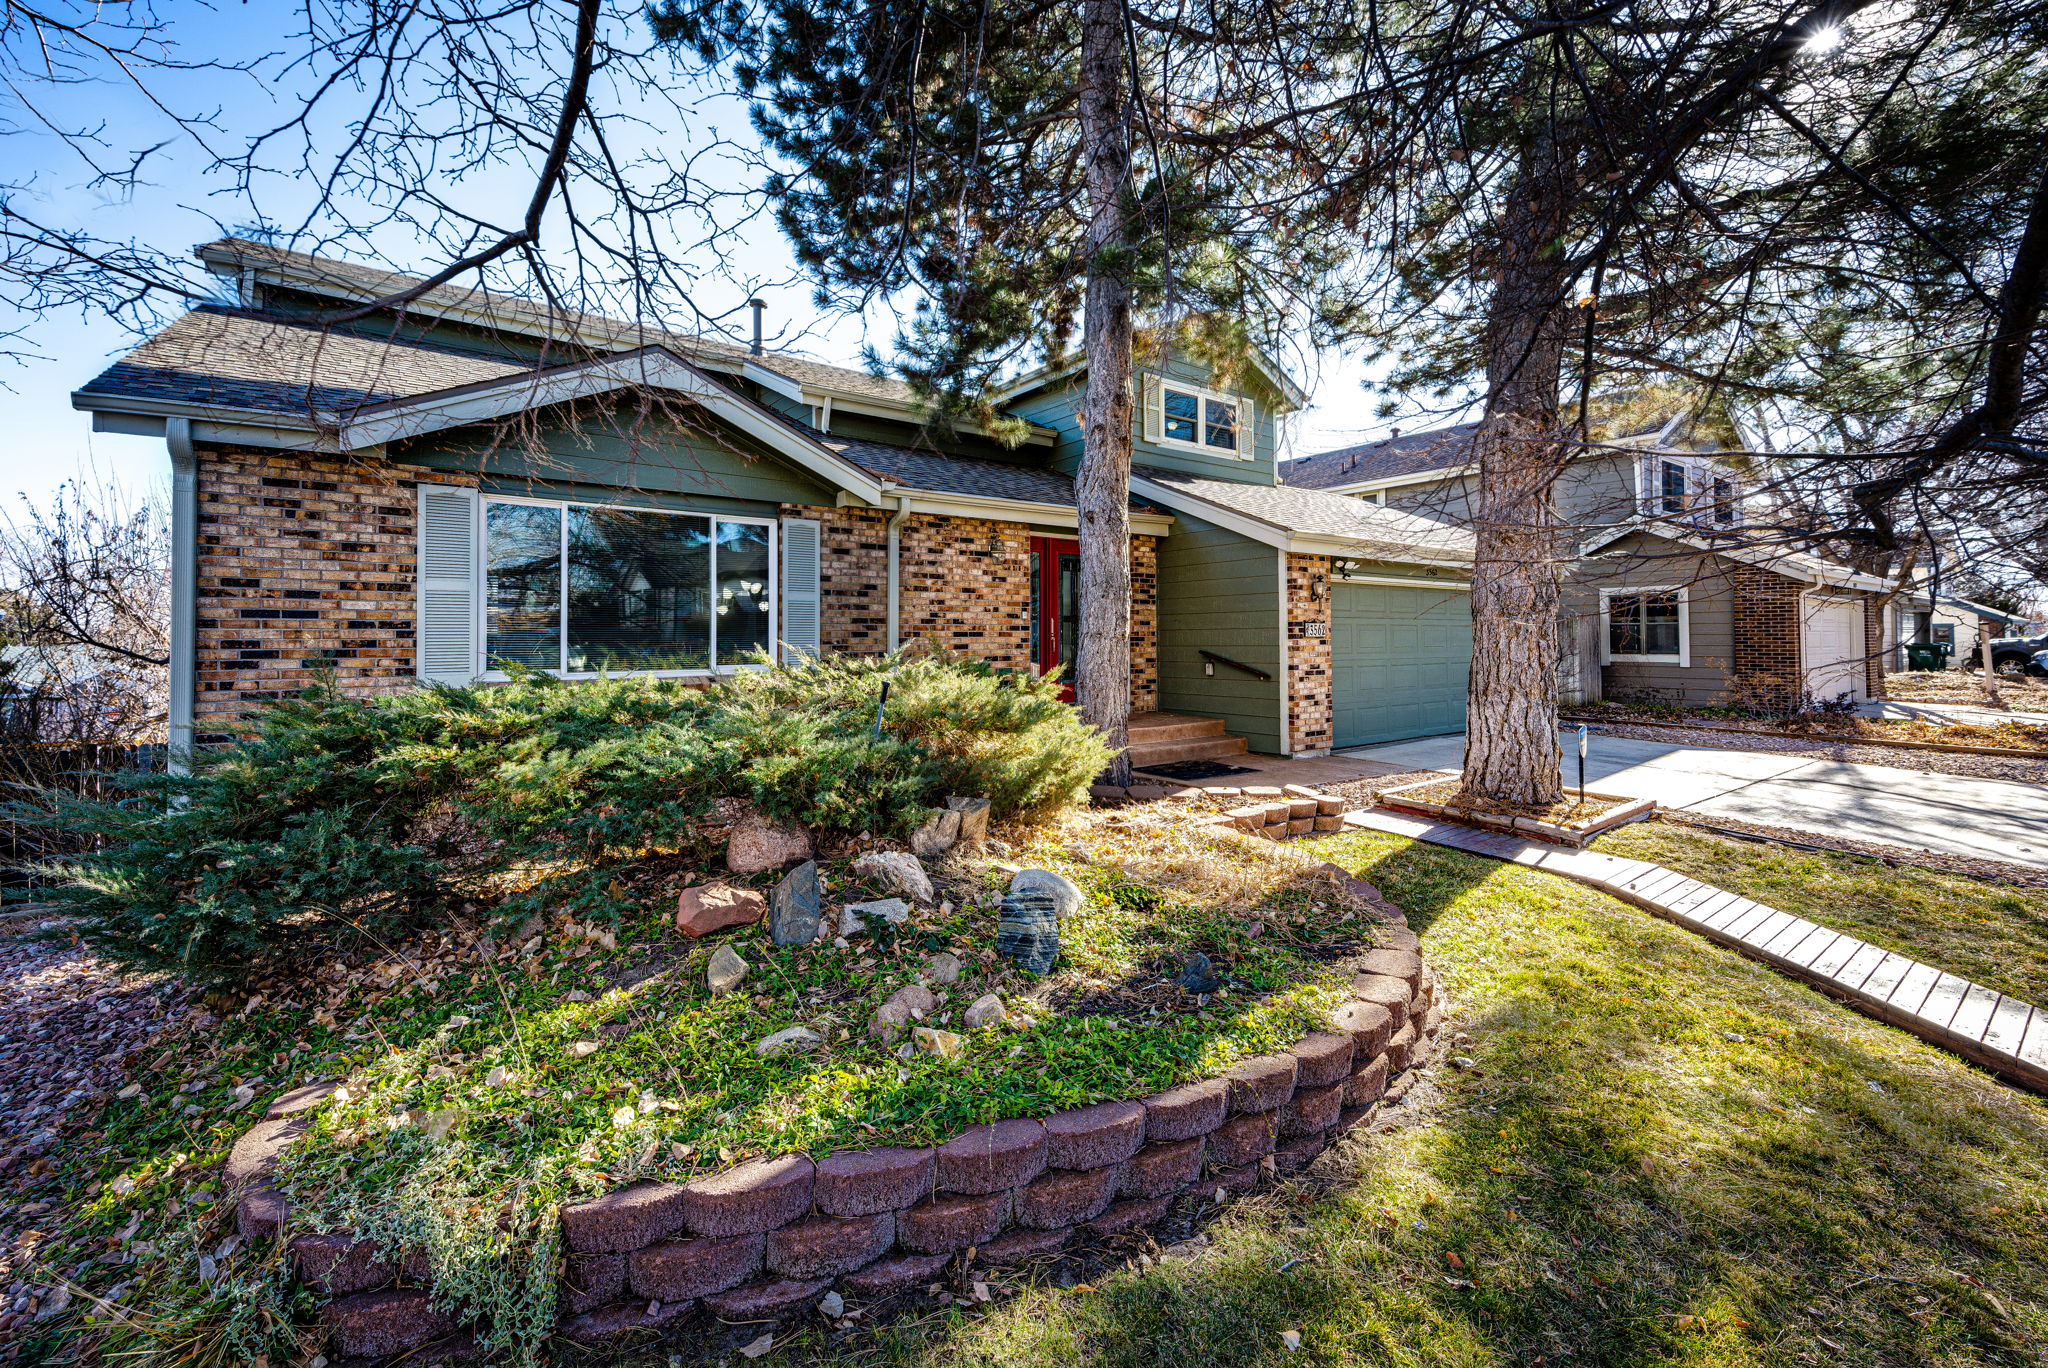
1006, 350, 1283, 487
1329, 583, 1471, 747
1570, 530, 1740, 704
394, 396, 839, 516
1154, 514, 1283, 753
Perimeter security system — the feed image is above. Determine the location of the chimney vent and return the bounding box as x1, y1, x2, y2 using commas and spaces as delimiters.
748, 299, 767, 355
1389, 427, 1402, 440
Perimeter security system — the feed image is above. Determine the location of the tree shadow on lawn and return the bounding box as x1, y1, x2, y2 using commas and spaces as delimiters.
747, 833, 2048, 1368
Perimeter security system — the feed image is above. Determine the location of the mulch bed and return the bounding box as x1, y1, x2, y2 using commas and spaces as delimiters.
1385, 778, 1636, 826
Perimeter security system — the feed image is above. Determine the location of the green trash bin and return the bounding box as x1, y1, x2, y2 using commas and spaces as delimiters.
1905, 642, 1950, 671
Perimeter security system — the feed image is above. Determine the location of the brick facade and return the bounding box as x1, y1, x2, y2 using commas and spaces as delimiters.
1284, 553, 1334, 756
1862, 595, 1888, 699
193, 446, 443, 735
1725, 564, 1804, 712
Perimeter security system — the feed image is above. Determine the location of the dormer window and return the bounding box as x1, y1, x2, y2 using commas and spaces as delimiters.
1659, 460, 1688, 514
1143, 375, 1255, 459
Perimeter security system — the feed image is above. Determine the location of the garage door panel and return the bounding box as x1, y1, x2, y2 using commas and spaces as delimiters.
1331, 584, 1472, 748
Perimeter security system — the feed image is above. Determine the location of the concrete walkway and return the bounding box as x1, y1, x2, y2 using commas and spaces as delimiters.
1859, 700, 2048, 727
1340, 732, 2048, 868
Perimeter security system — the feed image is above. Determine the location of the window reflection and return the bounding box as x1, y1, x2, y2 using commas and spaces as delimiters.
485, 503, 561, 670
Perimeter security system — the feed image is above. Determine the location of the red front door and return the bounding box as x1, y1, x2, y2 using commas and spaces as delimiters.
1030, 537, 1081, 701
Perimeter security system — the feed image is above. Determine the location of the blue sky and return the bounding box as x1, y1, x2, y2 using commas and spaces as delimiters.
0, 1, 1401, 514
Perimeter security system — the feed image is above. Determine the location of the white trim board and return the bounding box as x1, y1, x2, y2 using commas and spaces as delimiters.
1599, 584, 1693, 670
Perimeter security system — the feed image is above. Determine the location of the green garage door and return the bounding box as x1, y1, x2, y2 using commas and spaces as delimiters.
1330, 583, 1472, 748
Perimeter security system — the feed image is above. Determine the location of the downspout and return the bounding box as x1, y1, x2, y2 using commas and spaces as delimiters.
165, 417, 197, 773
884, 490, 912, 653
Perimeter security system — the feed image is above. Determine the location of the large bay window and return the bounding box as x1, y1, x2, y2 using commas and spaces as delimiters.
482, 497, 774, 676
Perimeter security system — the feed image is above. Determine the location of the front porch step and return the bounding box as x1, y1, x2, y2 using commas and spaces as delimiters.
1123, 713, 1250, 768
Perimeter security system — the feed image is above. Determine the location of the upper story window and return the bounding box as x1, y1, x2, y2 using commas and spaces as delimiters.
1143, 375, 1255, 459
1659, 460, 1689, 514
1646, 455, 1741, 526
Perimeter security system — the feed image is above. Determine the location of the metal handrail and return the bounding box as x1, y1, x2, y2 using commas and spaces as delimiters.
1198, 649, 1273, 682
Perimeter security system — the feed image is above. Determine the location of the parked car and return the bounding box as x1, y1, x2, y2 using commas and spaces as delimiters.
1981, 632, 2048, 675
2028, 649, 2048, 679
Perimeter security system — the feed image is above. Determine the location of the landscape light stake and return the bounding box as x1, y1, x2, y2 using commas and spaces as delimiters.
1576, 725, 1589, 808
873, 680, 891, 743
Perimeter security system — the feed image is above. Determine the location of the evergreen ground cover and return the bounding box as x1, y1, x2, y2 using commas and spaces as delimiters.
695, 825, 2048, 1368
14, 805, 1394, 1366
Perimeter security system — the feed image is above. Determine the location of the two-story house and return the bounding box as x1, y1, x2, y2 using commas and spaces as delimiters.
71, 239, 1478, 766
1283, 411, 1890, 709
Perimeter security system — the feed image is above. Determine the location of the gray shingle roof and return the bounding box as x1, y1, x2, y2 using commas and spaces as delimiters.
819, 436, 1165, 514
1136, 466, 1474, 561
77, 307, 531, 417
1281, 422, 1482, 490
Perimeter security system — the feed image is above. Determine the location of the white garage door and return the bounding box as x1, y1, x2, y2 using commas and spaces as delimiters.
1803, 596, 1867, 704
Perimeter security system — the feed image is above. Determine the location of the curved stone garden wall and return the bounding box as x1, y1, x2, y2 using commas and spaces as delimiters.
224, 875, 1441, 1363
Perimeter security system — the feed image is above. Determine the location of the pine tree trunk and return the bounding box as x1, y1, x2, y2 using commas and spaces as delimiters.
1073, 0, 1135, 785
1460, 145, 1577, 808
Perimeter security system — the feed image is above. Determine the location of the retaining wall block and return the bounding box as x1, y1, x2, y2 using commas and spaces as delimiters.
1274, 1134, 1327, 1174
702, 1276, 832, 1320
235, 1187, 289, 1242
1288, 1032, 1357, 1088
559, 1297, 692, 1344
1015, 1165, 1120, 1229
841, 1251, 952, 1296
936, 1118, 1047, 1194
1120, 1138, 1205, 1198
1329, 999, 1394, 1059
290, 1233, 393, 1296
1280, 1083, 1343, 1138
223, 1117, 306, 1187
764, 1212, 896, 1279
627, 1233, 765, 1302
321, 1288, 457, 1358
813, 1146, 934, 1217
1085, 1195, 1172, 1238
1042, 1100, 1147, 1170
560, 1253, 626, 1315
1357, 948, 1424, 993
1223, 1054, 1299, 1114
1350, 975, 1411, 1031
897, 1190, 1008, 1253
974, 1226, 1072, 1264
1384, 1021, 1419, 1073
1139, 1078, 1228, 1141
679, 1155, 815, 1238
1344, 1053, 1390, 1108
1207, 1111, 1279, 1167
561, 1180, 691, 1254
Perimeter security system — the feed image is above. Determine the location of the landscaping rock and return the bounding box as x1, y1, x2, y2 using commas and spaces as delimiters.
841, 1251, 952, 1295
679, 1155, 815, 1237
768, 861, 824, 946
1274, 1134, 1327, 1174
852, 850, 934, 903
701, 1277, 832, 1320
628, 1233, 765, 1301
962, 993, 1007, 1030
765, 1212, 895, 1278
754, 1027, 823, 1058
1329, 999, 1394, 1059
223, 1116, 305, 1187
921, 950, 963, 985
1178, 952, 1221, 994
1349, 974, 1412, 1031
912, 1026, 965, 1059
909, 807, 961, 858
676, 884, 766, 939
727, 811, 813, 875
996, 886, 1060, 975
839, 898, 912, 938
936, 1118, 1048, 1194
1281, 1083, 1343, 1137
896, 1191, 1007, 1252
1008, 868, 1082, 917
707, 945, 749, 998
321, 1288, 456, 1358
561, 1180, 690, 1254
946, 795, 992, 848
1139, 1078, 1229, 1141
561, 1253, 626, 1315
1357, 948, 1424, 993
1042, 1100, 1146, 1170
869, 984, 937, 1044
813, 1146, 935, 1217
1344, 1054, 1389, 1107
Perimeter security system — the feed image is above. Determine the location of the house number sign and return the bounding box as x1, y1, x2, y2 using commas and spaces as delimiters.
1303, 621, 1330, 637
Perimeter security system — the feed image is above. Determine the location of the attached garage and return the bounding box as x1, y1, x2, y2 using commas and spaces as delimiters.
1330, 581, 1472, 747
1803, 593, 1868, 703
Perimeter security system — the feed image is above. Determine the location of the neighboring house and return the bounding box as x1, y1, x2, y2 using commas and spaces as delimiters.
1284, 411, 1893, 708
71, 239, 1475, 762
1889, 593, 2035, 670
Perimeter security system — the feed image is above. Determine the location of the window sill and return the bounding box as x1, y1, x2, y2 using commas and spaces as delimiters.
1151, 435, 1253, 459
1605, 653, 1692, 668
476, 665, 772, 682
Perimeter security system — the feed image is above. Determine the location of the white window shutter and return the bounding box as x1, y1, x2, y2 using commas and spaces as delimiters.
780, 517, 823, 660
416, 483, 480, 683
1141, 375, 1164, 443
1236, 396, 1257, 459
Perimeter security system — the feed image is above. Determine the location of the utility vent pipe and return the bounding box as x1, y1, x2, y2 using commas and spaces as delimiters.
749, 299, 766, 355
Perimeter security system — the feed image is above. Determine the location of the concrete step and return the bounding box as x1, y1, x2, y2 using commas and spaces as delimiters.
1126, 733, 1250, 767
1126, 712, 1230, 744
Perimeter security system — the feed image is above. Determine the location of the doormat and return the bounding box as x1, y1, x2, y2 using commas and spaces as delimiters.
1132, 759, 1259, 781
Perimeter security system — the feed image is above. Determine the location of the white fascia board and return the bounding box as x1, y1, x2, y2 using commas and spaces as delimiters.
1131, 474, 1289, 547
748, 359, 1057, 447
1318, 464, 1476, 496
741, 359, 807, 402
1293, 535, 1473, 569
76, 395, 339, 451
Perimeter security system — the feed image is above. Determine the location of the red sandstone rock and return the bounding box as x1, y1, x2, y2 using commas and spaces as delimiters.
896, 1191, 1006, 1253
764, 1212, 895, 1279
560, 1180, 691, 1254
679, 1154, 815, 1237
701, 1276, 832, 1320
1015, 1165, 1119, 1229
841, 1251, 953, 1296
813, 1145, 935, 1217
726, 810, 813, 874
321, 1288, 456, 1357
1222, 1054, 1298, 1114
935, 1118, 1047, 1195
627, 1233, 764, 1302
290, 1233, 393, 1296
1207, 1111, 1279, 1167
1287, 1032, 1357, 1088
1042, 1100, 1146, 1170
674, 883, 766, 939
1140, 1078, 1228, 1141
1119, 1138, 1204, 1199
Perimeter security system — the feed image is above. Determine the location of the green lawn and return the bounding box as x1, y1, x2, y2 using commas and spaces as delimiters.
731, 827, 2048, 1368
1595, 821, 2048, 1007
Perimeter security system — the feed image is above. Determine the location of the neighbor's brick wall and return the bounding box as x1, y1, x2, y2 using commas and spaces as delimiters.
193, 446, 446, 735
1726, 564, 1804, 711
1285, 553, 1334, 756
1863, 595, 1888, 699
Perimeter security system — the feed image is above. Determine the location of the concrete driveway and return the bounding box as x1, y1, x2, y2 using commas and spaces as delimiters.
1340, 732, 2048, 868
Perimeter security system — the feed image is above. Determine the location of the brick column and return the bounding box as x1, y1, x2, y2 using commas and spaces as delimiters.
1130, 535, 1158, 713
1862, 594, 1887, 699
1727, 564, 1803, 711
1284, 553, 1334, 756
